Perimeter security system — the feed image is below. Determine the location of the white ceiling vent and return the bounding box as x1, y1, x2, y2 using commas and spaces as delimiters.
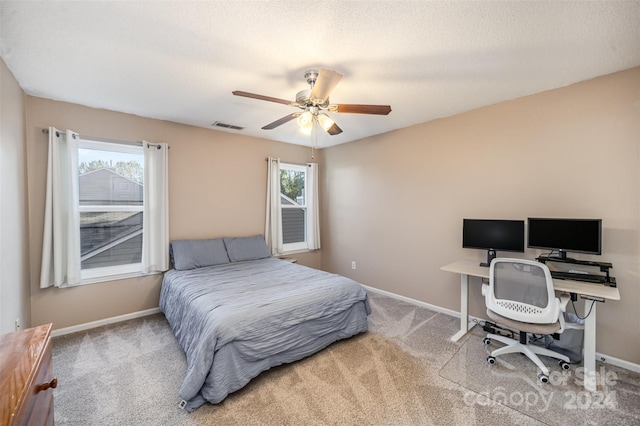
212, 121, 244, 131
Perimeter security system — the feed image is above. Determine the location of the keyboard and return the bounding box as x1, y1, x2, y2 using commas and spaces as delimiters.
550, 271, 606, 284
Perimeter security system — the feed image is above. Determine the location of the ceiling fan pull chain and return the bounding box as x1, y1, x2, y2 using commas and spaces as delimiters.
311, 121, 317, 160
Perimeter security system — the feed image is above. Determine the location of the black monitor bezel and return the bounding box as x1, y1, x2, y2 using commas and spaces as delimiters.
462, 219, 526, 253
527, 217, 602, 256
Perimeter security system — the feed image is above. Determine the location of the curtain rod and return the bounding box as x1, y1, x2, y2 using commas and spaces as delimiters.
265, 158, 311, 167
41, 128, 167, 149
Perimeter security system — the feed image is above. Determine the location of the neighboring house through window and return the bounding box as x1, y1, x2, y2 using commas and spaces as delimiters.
78, 139, 144, 280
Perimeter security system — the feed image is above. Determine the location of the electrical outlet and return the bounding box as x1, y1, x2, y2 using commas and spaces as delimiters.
15, 319, 20, 331
351, 261, 356, 270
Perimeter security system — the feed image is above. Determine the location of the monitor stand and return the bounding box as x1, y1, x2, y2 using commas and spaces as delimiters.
546, 250, 571, 262
480, 249, 496, 267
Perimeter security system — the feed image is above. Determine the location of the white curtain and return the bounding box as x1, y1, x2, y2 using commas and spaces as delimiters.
265, 157, 283, 255
40, 128, 81, 288
142, 142, 170, 273
306, 162, 321, 250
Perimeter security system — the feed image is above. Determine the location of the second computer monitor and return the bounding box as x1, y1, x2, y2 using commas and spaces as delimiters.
527, 218, 602, 260
462, 219, 525, 267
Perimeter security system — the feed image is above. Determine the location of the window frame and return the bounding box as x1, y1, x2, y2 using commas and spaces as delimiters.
77, 138, 145, 283
279, 162, 308, 253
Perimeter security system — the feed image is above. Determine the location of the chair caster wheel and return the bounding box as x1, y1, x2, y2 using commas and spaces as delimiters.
486, 355, 496, 365
482, 337, 491, 345
559, 361, 570, 370
538, 373, 549, 383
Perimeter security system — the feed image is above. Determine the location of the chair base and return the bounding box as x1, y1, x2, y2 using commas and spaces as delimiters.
486, 333, 570, 377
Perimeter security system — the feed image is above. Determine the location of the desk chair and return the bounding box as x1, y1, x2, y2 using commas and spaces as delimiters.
482, 258, 571, 383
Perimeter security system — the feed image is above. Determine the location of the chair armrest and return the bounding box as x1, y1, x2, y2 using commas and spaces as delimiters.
556, 294, 571, 333
481, 283, 489, 297
558, 294, 570, 313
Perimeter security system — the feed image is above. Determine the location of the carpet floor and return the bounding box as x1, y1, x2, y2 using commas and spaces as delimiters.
51, 291, 640, 425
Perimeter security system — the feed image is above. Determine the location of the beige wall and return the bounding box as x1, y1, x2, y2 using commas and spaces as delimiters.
0, 58, 31, 333
26, 97, 321, 330
15, 65, 640, 364
320, 68, 640, 364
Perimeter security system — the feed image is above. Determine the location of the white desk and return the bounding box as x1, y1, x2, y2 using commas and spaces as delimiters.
441, 259, 620, 392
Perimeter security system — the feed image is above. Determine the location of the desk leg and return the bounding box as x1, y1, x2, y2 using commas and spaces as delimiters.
451, 273, 476, 342
583, 299, 597, 392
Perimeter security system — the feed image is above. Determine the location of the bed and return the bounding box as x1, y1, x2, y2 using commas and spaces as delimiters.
159, 235, 370, 412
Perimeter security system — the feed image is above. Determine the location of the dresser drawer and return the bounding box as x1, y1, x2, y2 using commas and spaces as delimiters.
0, 324, 55, 426
22, 337, 55, 426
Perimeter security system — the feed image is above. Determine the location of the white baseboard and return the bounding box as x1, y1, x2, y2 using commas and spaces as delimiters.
363, 284, 484, 322
363, 285, 640, 374
596, 352, 640, 374
50, 307, 162, 338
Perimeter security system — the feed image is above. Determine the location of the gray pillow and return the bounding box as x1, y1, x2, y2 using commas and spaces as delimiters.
223, 235, 271, 262
170, 238, 230, 270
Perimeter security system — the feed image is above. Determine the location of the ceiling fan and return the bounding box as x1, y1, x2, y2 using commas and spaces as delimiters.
232, 69, 391, 136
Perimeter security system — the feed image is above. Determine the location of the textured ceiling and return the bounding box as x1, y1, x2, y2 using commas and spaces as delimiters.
1, 1, 639, 148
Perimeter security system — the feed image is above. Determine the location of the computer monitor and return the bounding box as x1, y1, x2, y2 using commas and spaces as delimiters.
462, 219, 525, 267
527, 218, 602, 260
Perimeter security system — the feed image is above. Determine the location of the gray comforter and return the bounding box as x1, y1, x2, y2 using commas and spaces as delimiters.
159, 257, 370, 411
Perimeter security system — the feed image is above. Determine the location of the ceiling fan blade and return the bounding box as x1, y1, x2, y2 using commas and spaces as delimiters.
334, 104, 392, 115
232, 90, 292, 106
310, 69, 343, 103
262, 113, 298, 130
326, 122, 343, 136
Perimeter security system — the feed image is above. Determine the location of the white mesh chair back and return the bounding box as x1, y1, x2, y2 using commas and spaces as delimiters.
486, 258, 559, 324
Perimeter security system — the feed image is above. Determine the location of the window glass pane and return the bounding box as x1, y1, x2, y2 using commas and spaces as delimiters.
78, 144, 144, 271
79, 147, 144, 206
280, 163, 307, 250
80, 211, 143, 269
280, 169, 305, 205
282, 207, 306, 244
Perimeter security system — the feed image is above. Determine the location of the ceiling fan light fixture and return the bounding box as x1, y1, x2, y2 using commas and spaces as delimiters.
233, 68, 391, 136
300, 124, 313, 135
297, 111, 313, 128
316, 113, 335, 131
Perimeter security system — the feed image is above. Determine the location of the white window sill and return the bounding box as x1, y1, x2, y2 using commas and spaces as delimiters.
279, 248, 318, 256
73, 270, 161, 287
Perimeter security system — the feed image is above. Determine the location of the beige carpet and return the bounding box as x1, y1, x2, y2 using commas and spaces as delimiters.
51, 292, 639, 425
439, 333, 640, 425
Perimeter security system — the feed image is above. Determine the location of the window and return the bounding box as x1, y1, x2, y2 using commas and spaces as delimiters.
78, 139, 144, 280
41, 127, 168, 289
280, 163, 307, 252
264, 158, 318, 256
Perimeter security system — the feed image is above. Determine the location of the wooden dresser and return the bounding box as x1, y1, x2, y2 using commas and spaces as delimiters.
0, 324, 56, 426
